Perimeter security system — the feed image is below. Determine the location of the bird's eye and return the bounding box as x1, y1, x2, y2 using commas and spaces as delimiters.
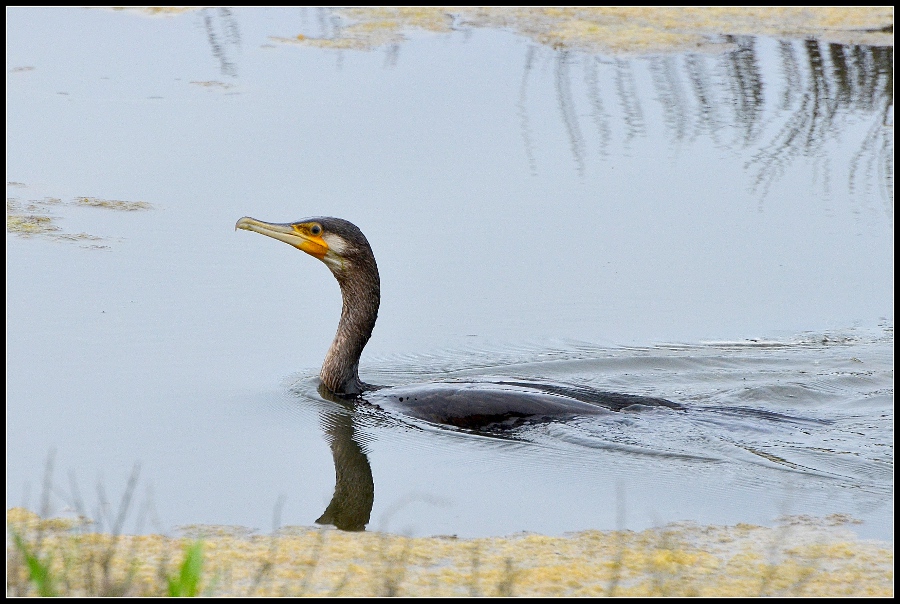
310, 224, 322, 236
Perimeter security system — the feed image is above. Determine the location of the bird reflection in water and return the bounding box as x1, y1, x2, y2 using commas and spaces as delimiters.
314, 388, 374, 531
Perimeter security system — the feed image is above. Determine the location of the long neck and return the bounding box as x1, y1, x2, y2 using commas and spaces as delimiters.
320, 259, 380, 395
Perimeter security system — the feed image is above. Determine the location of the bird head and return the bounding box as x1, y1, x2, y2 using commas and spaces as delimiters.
235, 216, 373, 276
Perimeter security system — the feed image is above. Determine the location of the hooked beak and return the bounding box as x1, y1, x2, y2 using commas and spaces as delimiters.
235, 216, 329, 259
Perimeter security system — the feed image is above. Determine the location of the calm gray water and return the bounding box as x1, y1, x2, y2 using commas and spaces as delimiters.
6, 7, 893, 540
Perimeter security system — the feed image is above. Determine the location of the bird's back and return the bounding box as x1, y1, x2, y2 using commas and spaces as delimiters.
364, 380, 683, 430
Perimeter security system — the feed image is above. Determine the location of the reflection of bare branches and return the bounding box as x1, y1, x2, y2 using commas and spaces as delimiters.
804, 40, 839, 146
746, 40, 892, 206
315, 7, 330, 38
517, 45, 539, 175
745, 41, 831, 198
828, 43, 852, 106
585, 56, 611, 158
202, 7, 240, 78
329, 11, 344, 42
847, 49, 894, 218
555, 51, 586, 176
876, 114, 894, 217
843, 44, 892, 113
383, 44, 400, 68
777, 41, 802, 111
284, 9, 890, 212
649, 56, 688, 144
683, 54, 721, 142
504, 30, 890, 210
745, 80, 821, 200
613, 58, 645, 147
722, 36, 764, 145
220, 8, 240, 46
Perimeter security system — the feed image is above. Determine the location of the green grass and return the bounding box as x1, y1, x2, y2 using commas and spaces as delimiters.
166, 541, 204, 597
10, 529, 57, 597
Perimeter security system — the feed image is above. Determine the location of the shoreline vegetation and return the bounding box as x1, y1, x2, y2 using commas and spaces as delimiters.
269, 7, 893, 54
7, 507, 893, 597
8, 7, 893, 597
112, 6, 893, 52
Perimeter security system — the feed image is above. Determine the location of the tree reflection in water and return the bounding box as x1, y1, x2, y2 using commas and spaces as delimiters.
530, 36, 892, 209
207, 9, 891, 211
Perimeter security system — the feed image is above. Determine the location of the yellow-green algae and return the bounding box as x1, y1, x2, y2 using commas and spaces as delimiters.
189, 80, 236, 91
106, 7, 198, 18
73, 196, 154, 212
273, 7, 893, 55
7, 508, 892, 597
7, 193, 152, 246
7, 198, 63, 236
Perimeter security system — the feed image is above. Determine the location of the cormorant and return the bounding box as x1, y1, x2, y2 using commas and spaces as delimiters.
236, 216, 682, 429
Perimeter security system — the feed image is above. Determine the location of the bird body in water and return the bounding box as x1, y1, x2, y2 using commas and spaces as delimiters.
236, 216, 682, 428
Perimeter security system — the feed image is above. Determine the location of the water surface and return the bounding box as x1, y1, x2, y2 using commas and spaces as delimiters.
6, 7, 893, 540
